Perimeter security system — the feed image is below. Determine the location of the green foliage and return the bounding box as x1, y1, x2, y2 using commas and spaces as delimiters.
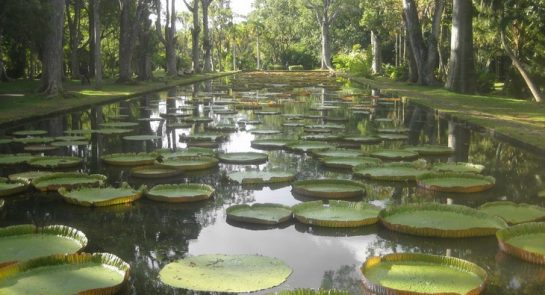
288, 65, 304, 71
270, 64, 284, 70
333, 45, 372, 77
383, 63, 408, 81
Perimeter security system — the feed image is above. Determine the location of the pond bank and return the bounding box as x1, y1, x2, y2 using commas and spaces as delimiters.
0, 72, 235, 128
350, 76, 545, 155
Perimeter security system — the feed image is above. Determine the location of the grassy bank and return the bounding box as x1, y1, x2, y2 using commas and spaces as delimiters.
350, 76, 545, 153
0, 72, 235, 127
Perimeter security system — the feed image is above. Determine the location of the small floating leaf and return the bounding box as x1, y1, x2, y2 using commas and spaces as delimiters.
227, 203, 292, 225
145, 183, 214, 203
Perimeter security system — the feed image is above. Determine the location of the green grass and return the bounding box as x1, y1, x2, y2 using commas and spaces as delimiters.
0, 72, 235, 126
350, 77, 545, 151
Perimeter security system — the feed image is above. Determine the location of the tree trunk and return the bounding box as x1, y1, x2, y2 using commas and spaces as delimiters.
500, 30, 543, 102
156, 0, 177, 76
185, 0, 201, 73
423, 0, 444, 85
66, 0, 82, 80
320, 20, 332, 70
202, 0, 213, 72
39, 0, 65, 97
138, 6, 152, 81
371, 30, 382, 75
445, 0, 475, 93
118, 0, 133, 83
0, 28, 9, 82
403, 14, 418, 83
256, 34, 260, 70
88, 0, 95, 77
93, 0, 102, 87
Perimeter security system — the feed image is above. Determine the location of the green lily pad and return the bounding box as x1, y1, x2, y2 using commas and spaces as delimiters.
183, 116, 213, 123
238, 119, 262, 125
251, 139, 296, 150
101, 153, 157, 166
376, 127, 409, 134
379, 203, 507, 238
0, 154, 37, 165
206, 124, 239, 132
130, 165, 181, 178
159, 254, 292, 292
228, 171, 296, 184
64, 129, 94, 135
325, 116, 348, 122
23, 145, 59, 152
282, 122, 305, 127
214, 109, 238, 115
480, 201, 545, 225
292, 179, 365, 199
180, 133, 226, 142
156, 147, 216, 159
312, 149, 365, 158
158, 156, 219, 171
300, 134, 340, 141
404, 144, 454, 156
361, 253, 487, 295
8, 171, 57, 182
0, 139, 12, 145
27, 156, 82, 168
50, 141, 88, 147
255, 111, 281, 115
378, 134, 408, 141
287, 141, 334, 153
32, 173, 107, 192
353, 162, 427, 181
145, 183, 214, 203
320, 156, 382, 169
123, 134, 162, 141
58, 185, 143, 207
370, 150, 419, 161
292, 200, 380, 228
13, 137, 55, 144
250, 129, 282, 135
99, 122, 138, 128
227, 203, 293, 225
417, 172, 496, 193
167, 122, 193, 129
305, 124, 345, 130
54, 136, 86, 142
0, 253, 129, 294
12, 130, 47, 136
0, 179, 28, 197
341, 135, 382, 145
273, 289, 349, 295
496, 222, 545, 265
432, 162, 485, 174
94, 128, 133, 135
0, 224, 87, 266
218, 152, 268, 164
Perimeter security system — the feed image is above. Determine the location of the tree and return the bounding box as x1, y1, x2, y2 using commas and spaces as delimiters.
184, 0, 201, 73
445, 0, 476, 93
92, 0, 102, 87
39, 0, 65, 97
155, 0, 177, 76
305, 0, 341, 70
402, 0, 445, 85
137, 1, 154, 80
65, 0, 84, 80
202, 0, 214, 72
118, 0, 145, 83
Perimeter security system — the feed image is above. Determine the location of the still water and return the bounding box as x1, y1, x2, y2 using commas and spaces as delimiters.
1, 72, 544, 294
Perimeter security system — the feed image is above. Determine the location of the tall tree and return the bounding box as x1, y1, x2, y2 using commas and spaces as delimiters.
184, 0, 201, 73
66, 0, 83, 79
118, 0, 145, 82
202, 0, 214, 72
305, 0, 341, 70
402, 0, 445, 85
445, 0, 476, 93
39, 0, 65, 97
155, 0, 177, 76
92, 0, 102, 87
137, 1, 153, 80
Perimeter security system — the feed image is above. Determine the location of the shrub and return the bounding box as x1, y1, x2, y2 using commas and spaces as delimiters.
333, 45, 372, 77
383, 63, 408, 81
476, 70, 495, 94
288, 65, 304, 71
270, 64, 284, 71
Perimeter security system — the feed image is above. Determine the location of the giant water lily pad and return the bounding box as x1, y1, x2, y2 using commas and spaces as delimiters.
54, 136, 86, 142
370, 150, 419, 161
496, 222, 545, 265
404, 144, 454, 156
156, 147, 216, 159
167, 122, 193, 129
361, 253, 487, 295
159, 254, 292, 292
131, 165, 181, 178
341, 135, 382, 145
23, 145, 59, 152
250, 129, 282, 135
287, 141, 334, 153
0, 224, 87, 266
123, 134, 162, 141
0, 253, 129, 294
218, 152, 268, 164
94, 128, 132, 135
292, 179, 365, 199
251, 139, 296, 150
353, 162, 427, 181
312, 149, 364, 158
227, 203, 292, 225
300, 134, 340, 141
0, 154, 37, 165
0, 179, 28, 197
158, 156, 219, 171
50, 141, 88, 147
58, 185, 143, 207
101, 153, 157, 166
379, 203, 507, 238
180, 133, 226, 142
479, 201, 545, 225
13, 137, 55, 144
12, 130, 47, 136
432, 162, 485, 174
255, 111, 281, 115
320, 156, 381, 169
146, 184, 214, 203
292, 200, 380, 228
8, 171, 56, 182
32, 173, 107, 192
228, 171, 296, 184
183, 116, 213, 123
417, 172, 495, 193
378, 134, 408, 141
99, 122, 138, 128
376, 128, 410, 134
27, 156, 82, 168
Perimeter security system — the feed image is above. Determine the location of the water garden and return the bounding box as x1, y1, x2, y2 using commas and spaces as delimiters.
0, 71, 544, 294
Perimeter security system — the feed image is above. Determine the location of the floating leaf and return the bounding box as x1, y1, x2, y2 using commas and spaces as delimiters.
251, 129, 282, 135
370, 149, 419, 161
228, 171, 296, 184
146, 183, 214, 203
12, 130, 47, 136
94, 128, 133, 135
26, 156, 82, 169
227, 203, 292, 225
432, 162, 485, 174
158, 156, 219, 171
292, 179, 365, 199
320, 156, 381, 169
292, 200, 379, 228
130, 165, 181, 178
122, 134, 162, 141
99, 122, 138, 128
101, 153, 157, 166
312, 149, 365, 158
496, 222, 545, 265
8, 171, 57, 183
0, 154, 37, 165
0, 179, 28, 197
32, 173, 107, 192
218, 152, 268, 164
58, 185, 143, 207
251, 139, 296, 150
159, 254, 292, 292
353, 162, 427, 181
479, 201, 545, 225
404, 144, 454, 156
417, 172, 496, 193
287, 141, 334, 153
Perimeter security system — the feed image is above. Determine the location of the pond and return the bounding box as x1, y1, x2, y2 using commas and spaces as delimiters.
0, 72, 544, 294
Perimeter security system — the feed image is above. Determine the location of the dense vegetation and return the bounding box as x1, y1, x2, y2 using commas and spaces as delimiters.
0, 0, 543, 101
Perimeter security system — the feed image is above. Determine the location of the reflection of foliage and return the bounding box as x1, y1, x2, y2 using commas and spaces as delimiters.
320, 264, 361, 294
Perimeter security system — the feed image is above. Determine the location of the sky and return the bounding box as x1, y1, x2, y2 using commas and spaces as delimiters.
231, 0, 255, 18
